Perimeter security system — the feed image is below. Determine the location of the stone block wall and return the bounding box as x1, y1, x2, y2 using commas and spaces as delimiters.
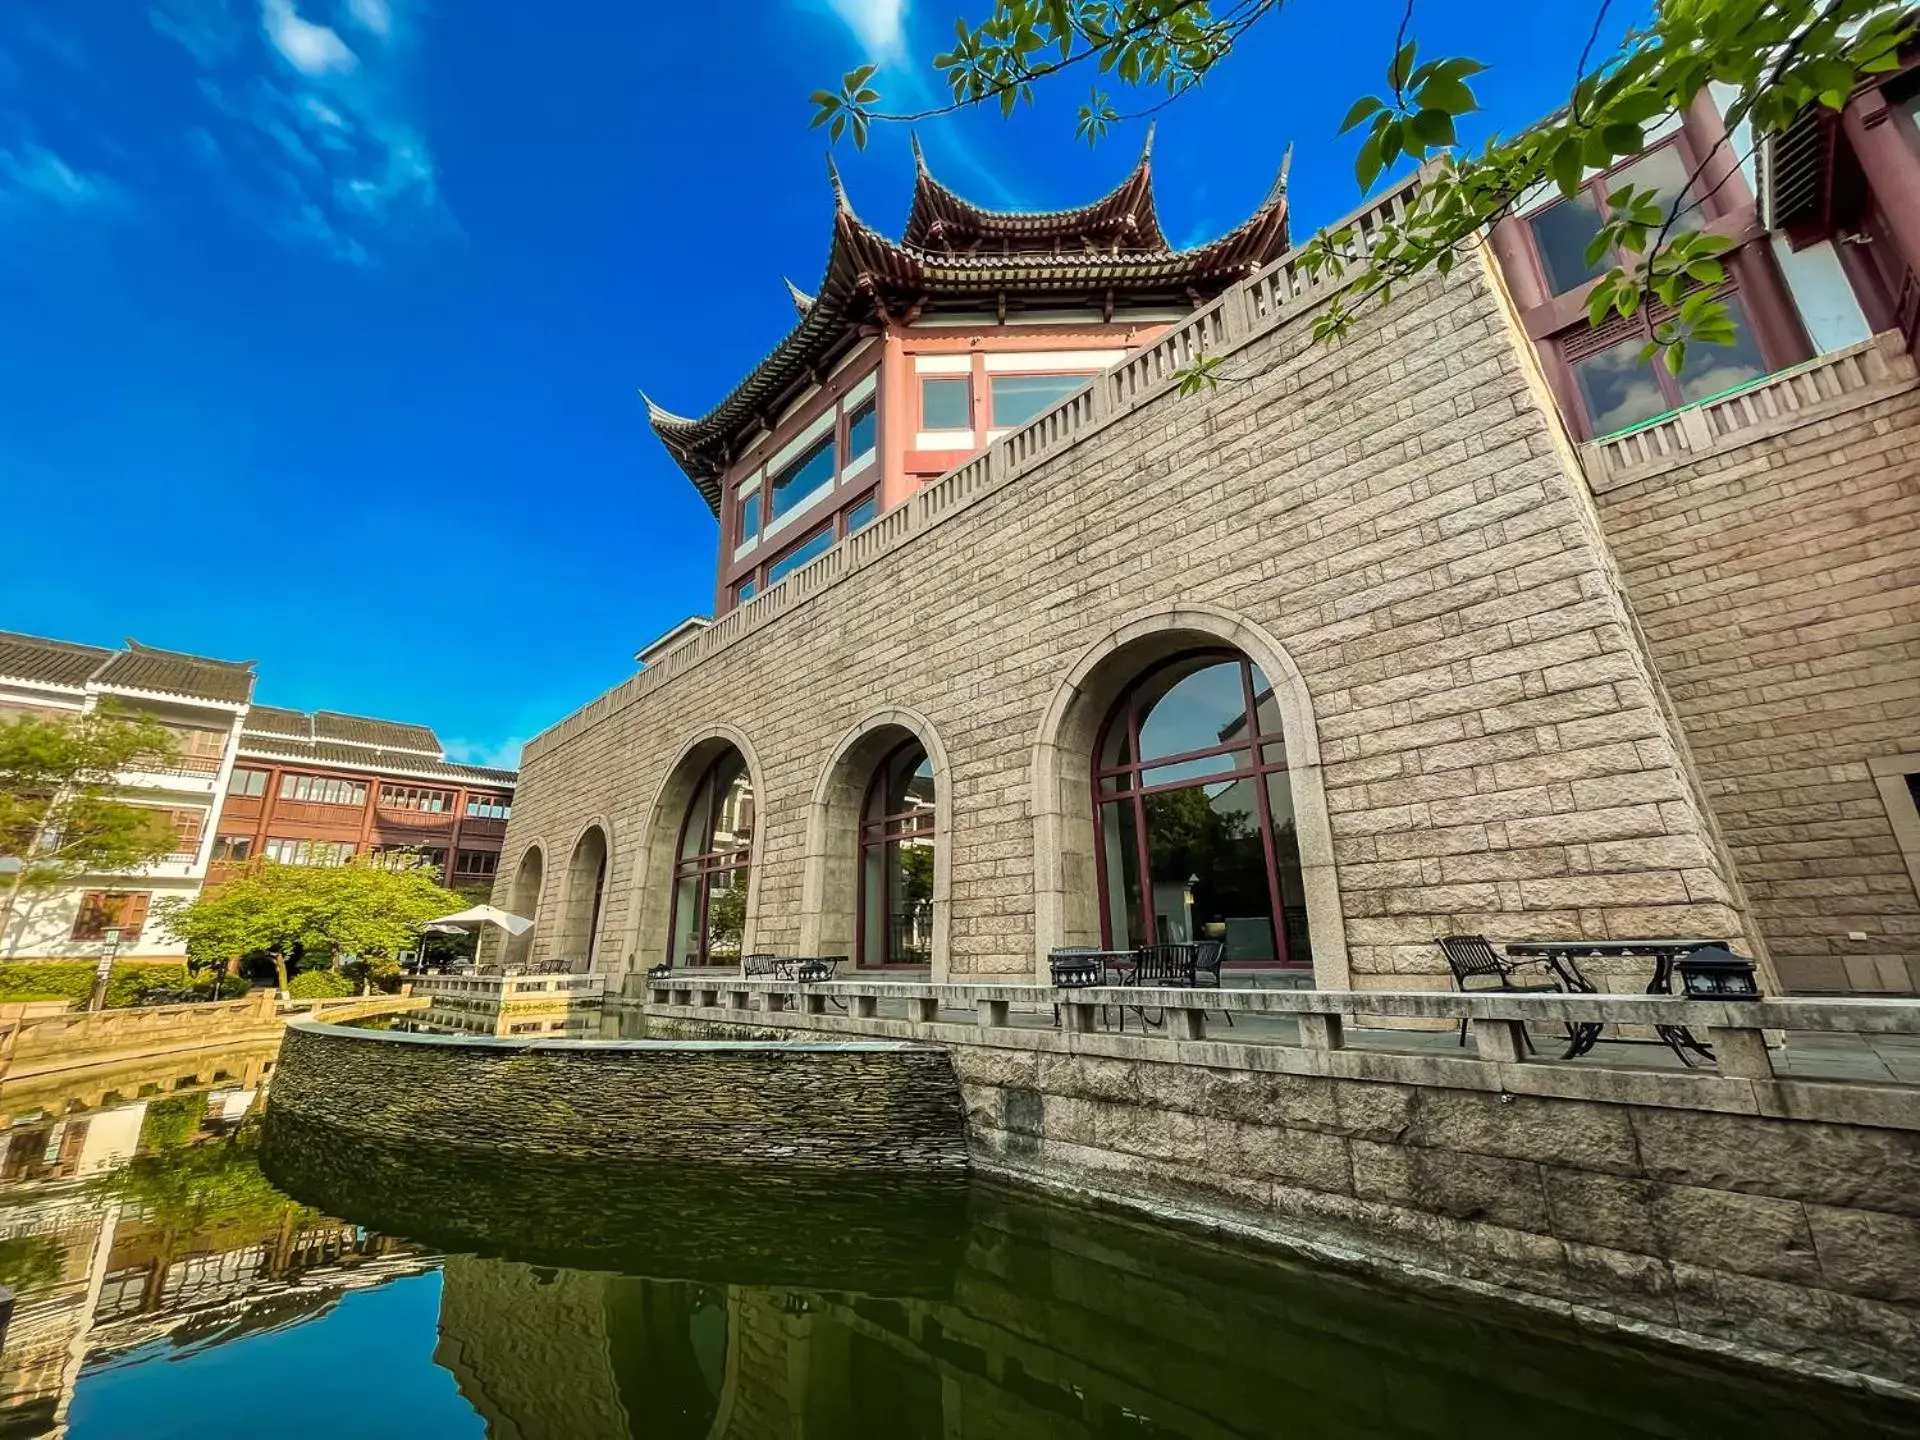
954, 1044, 1920, 1385
501, 251, 1756, 989
268, 1023, 967, 1170
1590, 375, 1920, 992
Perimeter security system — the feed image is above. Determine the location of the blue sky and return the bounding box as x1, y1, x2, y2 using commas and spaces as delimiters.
0, 1, 1635, 769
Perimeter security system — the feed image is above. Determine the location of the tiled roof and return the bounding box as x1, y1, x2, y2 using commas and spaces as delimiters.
314, 710, 441, 754
97, 642, 255, 704
236, 734, 516, 787
241, 705, 314, 739
0, 631, 254, 704
646, 149, 1292, 512
242, 706, 443, 755
0, 631, 114, 689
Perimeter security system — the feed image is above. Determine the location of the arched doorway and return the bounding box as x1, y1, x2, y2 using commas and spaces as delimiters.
559, 825, 610, 968
504, 846, 544, 967
859, 738, 936, 968
1093, 649, 1310, 970
666, 748, 754, 968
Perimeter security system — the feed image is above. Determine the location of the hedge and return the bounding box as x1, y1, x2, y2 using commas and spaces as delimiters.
0, 961, 246, 1008
286, 969, 355, 999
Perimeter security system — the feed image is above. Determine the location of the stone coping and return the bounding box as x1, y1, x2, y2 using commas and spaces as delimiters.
644, 1001, 1920, 1132
644, 978, 1920, 1035
286, 1017, 943, 1055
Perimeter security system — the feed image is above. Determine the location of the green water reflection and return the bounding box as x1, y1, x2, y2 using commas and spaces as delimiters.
0, 1074, 1916, 1440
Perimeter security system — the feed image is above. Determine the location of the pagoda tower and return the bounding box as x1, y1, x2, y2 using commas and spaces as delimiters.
645, 133, 1292, 613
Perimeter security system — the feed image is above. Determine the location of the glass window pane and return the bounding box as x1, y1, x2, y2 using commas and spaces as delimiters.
1135, 660, 1250, 762
1605, 146, 1702, 234
739, 490, 761, 540
846, 398, 876, 462
920, 377, 969, 430
736, 576, 758, 604
1572, 341, 1670, 436
845, 493, 879, 535
703, 872, 746, 963
1527, 192, 1608, 294
767, 525, 834, 583
768, 436, 834, 521
990, 373, 1090, 428
1675, 293, 1770, 404
1264, 772, 1312, 968
1140, 752, 1244, 789
1099, 800, 1146, 949
1143, 783, 1273, 959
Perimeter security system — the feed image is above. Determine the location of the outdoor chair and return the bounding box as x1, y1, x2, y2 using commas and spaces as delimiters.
1190, 939, 1231, 1026
646, 962, 673, 983
1435, 934, 1561, 1053
1049, 946, 1110, 1028
741, 953, 782, 979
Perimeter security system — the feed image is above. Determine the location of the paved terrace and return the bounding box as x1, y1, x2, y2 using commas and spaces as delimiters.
640, 977, 1920, 1117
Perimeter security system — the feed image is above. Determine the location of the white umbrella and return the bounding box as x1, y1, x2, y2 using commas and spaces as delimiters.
421, 904, 533, 937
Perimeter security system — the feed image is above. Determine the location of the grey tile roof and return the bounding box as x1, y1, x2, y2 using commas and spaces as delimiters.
313, 710, 441, 754
241, 705, 314, 739
97, 642, 255, 704
0, 631, 254, 704
0, 631, 114, 688
236, 734, 515, 787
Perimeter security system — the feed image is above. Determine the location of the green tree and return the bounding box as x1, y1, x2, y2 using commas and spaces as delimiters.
0, 1234, 65, 1295
812, 1, 1914, 372
158, 855, 464, 992
0, 702, 182, 953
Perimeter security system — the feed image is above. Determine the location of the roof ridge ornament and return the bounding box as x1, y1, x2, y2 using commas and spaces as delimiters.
784, 277, 815, 315
910, 129, 928, 173
826, 150, 852, 214
1140, 120, 1156, 163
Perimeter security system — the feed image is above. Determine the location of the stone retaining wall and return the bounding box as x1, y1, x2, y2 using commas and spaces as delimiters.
645, 1000, 1920, 1389
268, 1021, 967, 1171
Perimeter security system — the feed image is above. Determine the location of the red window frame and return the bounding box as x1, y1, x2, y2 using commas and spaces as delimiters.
1090, 649, 1306, 969
665, 751, 754, 968
855, 738, 936, 969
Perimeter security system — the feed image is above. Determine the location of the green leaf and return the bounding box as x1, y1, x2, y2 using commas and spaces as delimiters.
1389, 39, 1417, 93
1664, 340, 1687, 376
1550, 136, 1583, 196
1355, 132, 1384, 193
1586, 280, 1617, 328
1409, 108, 1456, 149
1339, 95, 1385, 134
1416, 75, 1477, 116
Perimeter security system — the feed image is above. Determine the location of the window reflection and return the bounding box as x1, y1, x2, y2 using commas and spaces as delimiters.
1094, 652, 1310, 969
1573, 341, 1669, 436
1676, 293, 1768, 403
670, 750, 754, 967
860, 740, 936, 967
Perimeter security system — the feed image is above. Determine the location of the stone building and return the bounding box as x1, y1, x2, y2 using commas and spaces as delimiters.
497, 87, 1920, 996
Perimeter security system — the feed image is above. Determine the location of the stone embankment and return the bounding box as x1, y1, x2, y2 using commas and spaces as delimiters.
642, 976, 1920, 1392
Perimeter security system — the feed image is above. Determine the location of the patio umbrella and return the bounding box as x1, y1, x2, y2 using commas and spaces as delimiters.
421, 904, 534, 937
419, 904, 533, 965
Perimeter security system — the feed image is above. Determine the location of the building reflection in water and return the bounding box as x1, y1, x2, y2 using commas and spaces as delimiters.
0, 1047, 431, 1440
1, 1072, 1916, 1440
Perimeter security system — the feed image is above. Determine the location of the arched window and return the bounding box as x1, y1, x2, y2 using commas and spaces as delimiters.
1093, 650, 1311, 968
858, 739, 935, 967
667, 749, 754, 967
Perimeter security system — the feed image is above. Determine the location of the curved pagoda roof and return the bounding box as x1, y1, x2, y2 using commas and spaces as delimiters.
648, 137, 1292, 512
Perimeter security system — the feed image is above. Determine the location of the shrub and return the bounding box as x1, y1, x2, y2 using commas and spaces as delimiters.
286, 968, 354, 999
139, 1093, 208, 1151
0, 961, 186, 1007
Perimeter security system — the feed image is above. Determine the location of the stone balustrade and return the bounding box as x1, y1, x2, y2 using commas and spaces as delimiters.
644, 976, 1920, 1128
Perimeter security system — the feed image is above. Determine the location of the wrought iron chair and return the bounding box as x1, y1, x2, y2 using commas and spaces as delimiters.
741, 953, 782, 979
1189, 939, 1231, 1026
1049, 946, 1110, 1028
1436, 934, 1562, 1053
646, 962, 673, 983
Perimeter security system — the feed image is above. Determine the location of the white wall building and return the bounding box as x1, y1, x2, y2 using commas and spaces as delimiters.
0, 631, 254, 962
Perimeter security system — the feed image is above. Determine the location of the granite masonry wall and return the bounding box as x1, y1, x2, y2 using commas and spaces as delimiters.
955, 1041, 1920, 1387
267, 1022, 967, 1170
1584, 357, 1920, 995
498, 247, 1762, 992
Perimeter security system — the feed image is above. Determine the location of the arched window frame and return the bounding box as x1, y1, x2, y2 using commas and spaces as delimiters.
855, 737, 936, 969
1090, 647, 1303, 967
665, 751, 754, 968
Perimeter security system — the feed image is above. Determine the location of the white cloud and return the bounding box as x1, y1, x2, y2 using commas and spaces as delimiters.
346, 0, 392, 37
0, 145, 125, 212
826, 0, 908, 61
445, 737, 525, 772
260, 0, 358, 76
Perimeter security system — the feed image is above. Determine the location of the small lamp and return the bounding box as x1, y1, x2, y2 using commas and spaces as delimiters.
1676, 945, 1761, 1000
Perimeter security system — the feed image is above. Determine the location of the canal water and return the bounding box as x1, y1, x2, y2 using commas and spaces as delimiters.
2, 1049, 1917, 1439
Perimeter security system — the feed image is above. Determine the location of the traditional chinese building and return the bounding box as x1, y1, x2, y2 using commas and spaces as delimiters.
499, 99, 1919, 997
646, 132, 1293, 614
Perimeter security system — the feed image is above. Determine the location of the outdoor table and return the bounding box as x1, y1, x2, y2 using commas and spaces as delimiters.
1502, 938, 1723, 1066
